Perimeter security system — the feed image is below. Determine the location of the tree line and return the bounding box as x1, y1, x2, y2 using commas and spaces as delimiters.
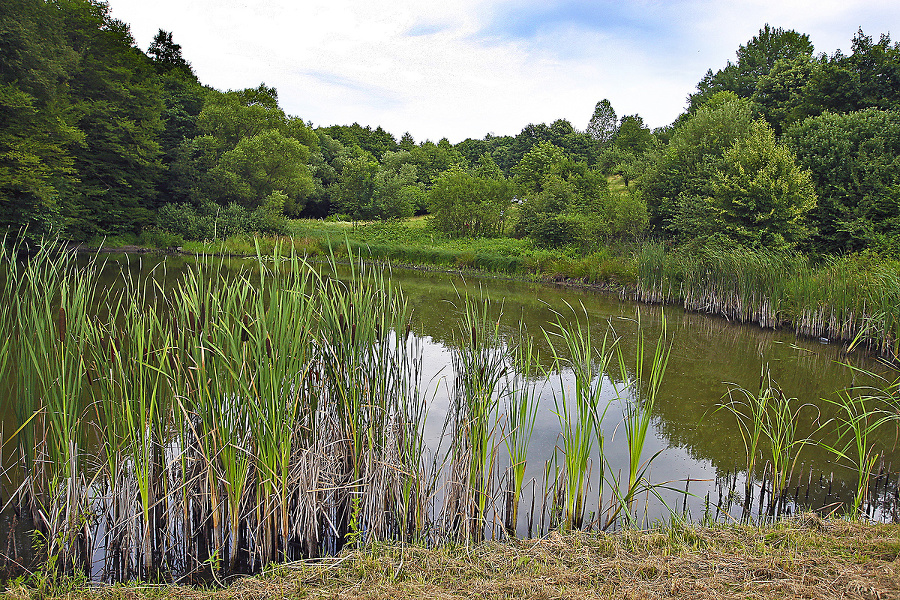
2, 2, 899, 256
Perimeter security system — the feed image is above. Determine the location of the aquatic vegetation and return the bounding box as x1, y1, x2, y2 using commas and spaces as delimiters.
635, 246, 900, 362
545, 303, 614, 531
821, 365, 900, 518
0, 240, 897, 584
501, 326, 541, 536
605, 315, 673, 528
443, 293, 506, 543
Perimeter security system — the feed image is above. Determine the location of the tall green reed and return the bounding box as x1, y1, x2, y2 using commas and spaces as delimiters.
545, 303, 614, 531
820, 391, 889, 518
501, 326, 541, 536
720, 369, 816, 516
820, 365, 900, 518
716, 367, 774, 496
605, 315, 672, 528
444, 293, 505, 543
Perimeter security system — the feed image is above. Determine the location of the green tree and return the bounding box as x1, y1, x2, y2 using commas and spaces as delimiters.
587, 99, 618, 144
0, 0, 81, 235
59, 0, 165, 239
614, 115, 653, 154
710, 120, 816, 249
474, 153, 504, 180
784, 108, 900, 253
215, 128, 314, 214
399, 132, 416, 151
799, 30, 900, 118
751, 54, 812, 134
428, 166, 512, 237
372, 163, 418, 220
689, 25, 813, 110
335, 150, 378, 220
640, 92, 754, 234
148, 29, 194, 77
513, 141, 567, 198
198, 88, 287, 149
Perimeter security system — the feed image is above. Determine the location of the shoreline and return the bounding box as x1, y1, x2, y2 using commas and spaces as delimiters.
73, 242, 892, 364
3, 518, 898, 599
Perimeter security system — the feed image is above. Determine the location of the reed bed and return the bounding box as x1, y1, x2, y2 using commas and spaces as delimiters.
1, 243, 438, 581
636, 246, 900, 362
1, 241, 898, 585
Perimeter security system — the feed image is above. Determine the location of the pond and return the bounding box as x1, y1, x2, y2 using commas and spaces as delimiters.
0, 250, 897, 581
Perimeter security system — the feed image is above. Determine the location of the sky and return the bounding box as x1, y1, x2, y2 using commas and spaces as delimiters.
108, 0, 899, 144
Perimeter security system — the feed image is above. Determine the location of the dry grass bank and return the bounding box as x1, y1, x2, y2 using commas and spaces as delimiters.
5, 517, 899, 600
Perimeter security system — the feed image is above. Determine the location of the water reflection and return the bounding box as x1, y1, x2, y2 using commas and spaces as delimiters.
0, 253, 897, 578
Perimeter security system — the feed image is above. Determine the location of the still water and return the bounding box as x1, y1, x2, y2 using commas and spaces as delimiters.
1, 252, 898, 571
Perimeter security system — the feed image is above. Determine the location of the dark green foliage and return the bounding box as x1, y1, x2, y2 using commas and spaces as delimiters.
784, 108, 900, 254
641, 93, 755, 234
157, 199, 287, 240
689, 25, 813, 110
319, 123, 399, 159
58, 0, 165, 240
0, 0, 164, 240
0, 0, 81, 236
614, 115, 653, 154
800, 31, 900, 118
642, 94, 814, 250
751, 55, 813, 135
147, 29, 195, 78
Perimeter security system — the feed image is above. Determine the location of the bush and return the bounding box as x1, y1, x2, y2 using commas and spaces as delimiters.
139, 227, 184, 248
157, 200, 288, 241
157, 203, 205, 240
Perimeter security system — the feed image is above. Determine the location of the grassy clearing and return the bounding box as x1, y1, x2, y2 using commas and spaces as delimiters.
4, 517, 899, 600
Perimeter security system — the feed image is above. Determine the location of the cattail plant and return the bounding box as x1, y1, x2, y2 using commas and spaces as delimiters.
501, 325, 541, 536
444, 294, 506, 543
605, 314, 672, 528
545, 303, 614, 531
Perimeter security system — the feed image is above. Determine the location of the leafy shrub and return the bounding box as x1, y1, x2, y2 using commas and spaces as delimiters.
157, 200, 288, 240
139, 227, 184, 248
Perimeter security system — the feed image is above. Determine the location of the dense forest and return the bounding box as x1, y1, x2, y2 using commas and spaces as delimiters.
2, 0, 899, 257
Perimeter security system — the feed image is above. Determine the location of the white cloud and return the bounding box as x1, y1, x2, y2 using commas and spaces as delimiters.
109, 0, 900, 143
